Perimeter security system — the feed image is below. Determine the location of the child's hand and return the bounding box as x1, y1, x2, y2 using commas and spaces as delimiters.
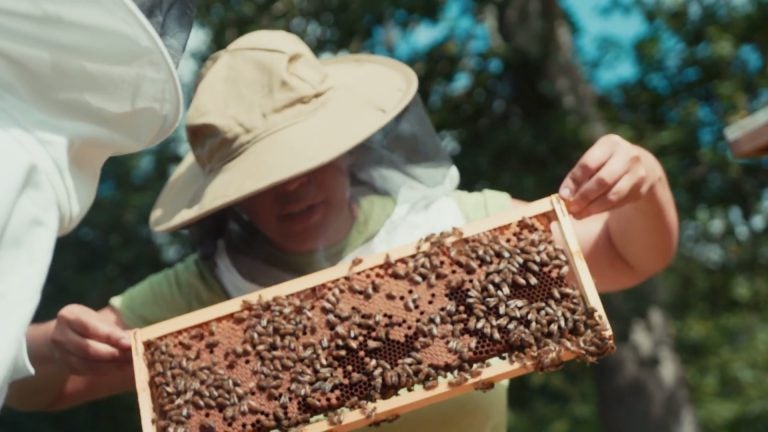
49, 304, 132, 375
558, 134, 663, 219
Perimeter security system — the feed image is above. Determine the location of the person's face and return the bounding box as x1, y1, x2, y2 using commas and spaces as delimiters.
236, 157, 354, 254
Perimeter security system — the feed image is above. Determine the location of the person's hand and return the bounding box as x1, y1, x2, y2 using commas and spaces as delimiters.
49, 304, 132, 375
558, 134, 663, 219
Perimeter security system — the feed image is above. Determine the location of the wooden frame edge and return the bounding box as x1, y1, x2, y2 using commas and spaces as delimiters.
132, 195, 613, 431
132, 329, 156, 432
300, 351, 583, 431
550, 194, 612, 335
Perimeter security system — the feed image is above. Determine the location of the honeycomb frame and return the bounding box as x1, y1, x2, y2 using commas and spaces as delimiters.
131, 194, 613, 431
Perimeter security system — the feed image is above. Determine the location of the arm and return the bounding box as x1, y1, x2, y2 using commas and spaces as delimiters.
6, 254, 227, 411
6, 305, 135, 411
0, 147, 60, 403
511, 134, 678, 292
557, 134, 678, 292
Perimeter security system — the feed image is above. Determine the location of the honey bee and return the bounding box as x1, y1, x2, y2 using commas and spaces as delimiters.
363, 405, 378, 419
409, 273, 424, 284
321, 301, 336, 313
328, 410, 344, 426
348, 256, 364, 272
448, 373, 469, 387
326, 314, 340, 327
367, 340, 383, 350
363, 285, 375, 300
261, 418, 278, 430
244, 399, 259, 414
199, 421, 216, 432
474, 381, 495, 392
334, 325, 348, 340
348, 372, 365, 384
222, 405, 236, 420
525, 262, 540, 273
273, 409, 286, 423
369, 279, 382, 293
391, 266, 408, 279
277, 394, 290, 409
372, 377, 383, 392
463, 261, 478, 274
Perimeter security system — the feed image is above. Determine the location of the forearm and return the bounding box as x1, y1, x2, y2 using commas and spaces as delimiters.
7, 364, 134, 412
6, 322, 69, 411
6, 307, 135, 411
606, 153, 678, 282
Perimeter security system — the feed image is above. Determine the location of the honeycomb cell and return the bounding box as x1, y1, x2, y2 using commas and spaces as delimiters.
142, 217, 614, 432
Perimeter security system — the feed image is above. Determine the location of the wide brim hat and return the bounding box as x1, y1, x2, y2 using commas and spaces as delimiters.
150, 30, 418, 232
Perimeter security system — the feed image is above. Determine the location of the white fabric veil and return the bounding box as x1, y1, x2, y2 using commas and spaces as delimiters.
217, 94, 467, 297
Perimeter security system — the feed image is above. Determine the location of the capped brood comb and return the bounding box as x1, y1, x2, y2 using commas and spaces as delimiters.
132, 195, 614, 432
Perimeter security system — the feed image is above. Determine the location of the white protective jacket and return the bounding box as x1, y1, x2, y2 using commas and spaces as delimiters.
0, 0, 182, 403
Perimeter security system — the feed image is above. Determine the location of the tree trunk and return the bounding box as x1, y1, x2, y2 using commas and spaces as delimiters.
598, 290, 699, 432
490, 1, 699, 430
490, 0, 606, 139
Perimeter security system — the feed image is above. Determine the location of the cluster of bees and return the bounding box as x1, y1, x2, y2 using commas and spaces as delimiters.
144, 217, 614, 432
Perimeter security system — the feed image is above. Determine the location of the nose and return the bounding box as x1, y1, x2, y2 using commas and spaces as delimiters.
281, 173, 310, 192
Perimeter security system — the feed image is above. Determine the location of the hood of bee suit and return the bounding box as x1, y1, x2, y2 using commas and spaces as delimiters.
132, 0, 197, 67
0, 0, 184, 235
149, 30, 420, 232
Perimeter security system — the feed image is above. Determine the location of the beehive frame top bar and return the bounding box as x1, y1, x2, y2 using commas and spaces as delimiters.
133, 195, 601, 339
132, 194, 612, 431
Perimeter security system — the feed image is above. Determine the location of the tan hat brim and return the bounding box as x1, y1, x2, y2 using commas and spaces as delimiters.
150, 54, 417, 232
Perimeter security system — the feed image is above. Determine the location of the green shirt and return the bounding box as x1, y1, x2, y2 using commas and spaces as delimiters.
111, 189, 512, 432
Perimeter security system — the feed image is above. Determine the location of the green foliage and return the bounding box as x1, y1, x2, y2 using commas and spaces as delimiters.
506, 363, 600, 432
598, 1, 768, 430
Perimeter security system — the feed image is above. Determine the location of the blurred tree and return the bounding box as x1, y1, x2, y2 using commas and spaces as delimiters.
4, 1, 768, 432
595, 2, 768, 431
481, 2, 696, 431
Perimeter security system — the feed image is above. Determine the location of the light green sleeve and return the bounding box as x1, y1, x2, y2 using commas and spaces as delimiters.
108, 254, 228, 328
452, 189, 513, 222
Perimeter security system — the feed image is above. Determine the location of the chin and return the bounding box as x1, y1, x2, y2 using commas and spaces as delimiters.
276, 232, 326, 254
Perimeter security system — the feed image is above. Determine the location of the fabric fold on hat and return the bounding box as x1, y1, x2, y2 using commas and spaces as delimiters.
151, 30, 418, 231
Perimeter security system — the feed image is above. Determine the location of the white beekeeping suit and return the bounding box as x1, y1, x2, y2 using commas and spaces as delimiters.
0, 0, 185, 403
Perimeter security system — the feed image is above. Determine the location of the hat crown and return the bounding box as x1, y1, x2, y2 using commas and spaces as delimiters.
149, 30, 419, 232
187, 30, 332, 173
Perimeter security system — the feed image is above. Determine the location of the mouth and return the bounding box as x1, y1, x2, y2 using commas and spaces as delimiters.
280, 201, 325, 227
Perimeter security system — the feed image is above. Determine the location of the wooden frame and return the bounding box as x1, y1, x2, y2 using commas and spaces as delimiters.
131, 194, 611, 431
724, 105, 768, 158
